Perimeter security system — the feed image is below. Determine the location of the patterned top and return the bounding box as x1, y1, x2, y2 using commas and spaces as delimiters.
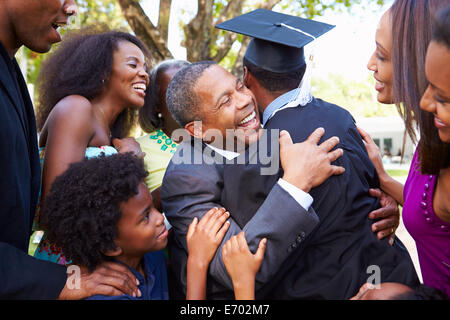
403, 148, 450, 298
136, 129, 178, 192
33, 146, 118, 265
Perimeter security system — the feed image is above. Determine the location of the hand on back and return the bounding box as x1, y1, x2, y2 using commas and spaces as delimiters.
357, 126, 386, 178
280, 128, 345, 193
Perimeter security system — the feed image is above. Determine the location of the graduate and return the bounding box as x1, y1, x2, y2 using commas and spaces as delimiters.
215, 9, 419, 299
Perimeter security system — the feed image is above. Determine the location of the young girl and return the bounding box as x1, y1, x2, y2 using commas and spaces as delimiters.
136, 59, 190, 209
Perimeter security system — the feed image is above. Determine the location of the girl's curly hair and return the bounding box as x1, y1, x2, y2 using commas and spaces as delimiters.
35, 25, 152, 139
42, 153, 148, 271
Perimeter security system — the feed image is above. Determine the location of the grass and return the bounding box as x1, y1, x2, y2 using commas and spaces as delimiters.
386, 169, 409, 180
385, 169, 408, 215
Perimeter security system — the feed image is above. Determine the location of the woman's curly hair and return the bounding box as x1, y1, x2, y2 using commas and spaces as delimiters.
42, 153, 148, 271
35, 24, 152, 139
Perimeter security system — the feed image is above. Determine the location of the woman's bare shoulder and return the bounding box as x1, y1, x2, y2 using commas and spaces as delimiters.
52, 95, 93, 116
46, 95, 94, 125
45, 95, 96, 137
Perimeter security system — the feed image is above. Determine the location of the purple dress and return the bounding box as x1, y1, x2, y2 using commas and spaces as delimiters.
403, 148, 450, 297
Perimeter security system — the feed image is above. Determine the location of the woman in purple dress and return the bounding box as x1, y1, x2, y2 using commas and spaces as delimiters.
358, 1, 450, 298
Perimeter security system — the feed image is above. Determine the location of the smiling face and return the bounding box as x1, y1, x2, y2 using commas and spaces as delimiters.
420, 41, 450, 143
367, 9, 394, 104
115, 182, 168, 258
192, 64, 261, 149
2, 0, 77, 54
108, 40, 149, 108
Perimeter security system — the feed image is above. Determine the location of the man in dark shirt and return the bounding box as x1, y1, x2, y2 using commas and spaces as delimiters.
0, 0, 140, 299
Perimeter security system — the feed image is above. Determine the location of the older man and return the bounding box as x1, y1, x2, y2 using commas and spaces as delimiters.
162, 61, 346, 299
0, 0, 140, 299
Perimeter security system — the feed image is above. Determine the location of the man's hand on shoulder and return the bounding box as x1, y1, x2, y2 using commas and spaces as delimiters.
58, 261, 141, 300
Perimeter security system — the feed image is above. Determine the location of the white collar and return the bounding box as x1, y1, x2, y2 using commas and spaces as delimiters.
206, 143, 240, 161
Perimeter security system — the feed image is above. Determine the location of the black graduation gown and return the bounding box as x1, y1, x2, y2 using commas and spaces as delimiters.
221, 97, 419, 299
0, 42, 66, 299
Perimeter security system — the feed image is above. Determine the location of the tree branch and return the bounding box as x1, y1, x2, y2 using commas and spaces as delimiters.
117, 0, 173, 64
158, 0, 172, 44
184, 0, 215, 61
226, 0, 281, 71
210, 0, 245, 62
231, 36, 250, 77
258, 0, 282, 10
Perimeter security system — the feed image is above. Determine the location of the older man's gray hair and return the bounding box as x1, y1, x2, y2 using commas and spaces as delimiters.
166, 60, 217, 127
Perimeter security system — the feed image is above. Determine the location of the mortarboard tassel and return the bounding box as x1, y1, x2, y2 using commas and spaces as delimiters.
266, 22, 316, 122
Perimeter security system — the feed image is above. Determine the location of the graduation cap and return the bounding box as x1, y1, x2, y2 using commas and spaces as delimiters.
216, 8, 335, 73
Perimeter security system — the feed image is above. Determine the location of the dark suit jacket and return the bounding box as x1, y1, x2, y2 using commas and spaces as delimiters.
222, 97, 419, 299
161, 138, 320, 299
0, 42, 66, 299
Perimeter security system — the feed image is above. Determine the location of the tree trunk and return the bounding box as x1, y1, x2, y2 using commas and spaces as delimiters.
117, 0, 173, 64
117, 0, 375, 72
117, 0, 282, 69
158, 0, 172, 43
183, 0, 215, 62
230, 0, 281, 76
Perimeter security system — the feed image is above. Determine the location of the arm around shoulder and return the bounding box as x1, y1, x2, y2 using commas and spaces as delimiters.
357, 125, 404, 205
378, 172, 404, 206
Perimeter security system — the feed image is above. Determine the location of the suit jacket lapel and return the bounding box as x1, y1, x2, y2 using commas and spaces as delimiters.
0, 44, 29, 142
13, 59, 33, 139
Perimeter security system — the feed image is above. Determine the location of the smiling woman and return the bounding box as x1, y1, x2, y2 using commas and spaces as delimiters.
420, 6, 450, 146
32, 26, 152, 265
366, 10, 393, 105
359, 0, 450, 298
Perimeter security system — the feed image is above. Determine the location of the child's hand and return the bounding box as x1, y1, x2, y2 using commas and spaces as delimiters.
185, 207, 230, 300
222, 232, 266, 299
186, 207, 230, 267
